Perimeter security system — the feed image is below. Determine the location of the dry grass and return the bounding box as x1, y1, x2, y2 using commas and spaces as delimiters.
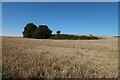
2, 36, 118, 78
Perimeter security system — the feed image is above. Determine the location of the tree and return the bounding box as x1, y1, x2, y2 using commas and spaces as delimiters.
89, 34, 93, 37
22, 23, 37, 38
56, 30, 61, 35
33, 25, 52, 39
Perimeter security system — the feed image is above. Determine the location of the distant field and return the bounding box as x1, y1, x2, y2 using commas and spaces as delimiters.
2, 36, 118, 78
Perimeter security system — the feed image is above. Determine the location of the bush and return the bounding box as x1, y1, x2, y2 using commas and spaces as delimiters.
50, 34, 99, 40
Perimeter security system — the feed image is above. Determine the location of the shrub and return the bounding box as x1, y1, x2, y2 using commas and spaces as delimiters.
50, 34, 99, 40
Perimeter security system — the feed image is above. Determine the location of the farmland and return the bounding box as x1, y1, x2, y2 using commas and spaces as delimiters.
2, 36, 118, 78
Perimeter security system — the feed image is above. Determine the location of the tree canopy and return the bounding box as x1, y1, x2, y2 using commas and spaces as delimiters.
33, 25, 52, 39
22, 23, 37, 38
56, 30, 61, 35
23, 23, 52, 39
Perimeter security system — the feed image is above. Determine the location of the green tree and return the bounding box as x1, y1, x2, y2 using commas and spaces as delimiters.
22, 23, 37, 38
33, 25, 52, 39
90, 34, 93, 37
56, 30, 61, 35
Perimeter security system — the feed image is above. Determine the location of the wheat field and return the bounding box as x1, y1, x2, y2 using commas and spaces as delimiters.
2, 36, 118, 78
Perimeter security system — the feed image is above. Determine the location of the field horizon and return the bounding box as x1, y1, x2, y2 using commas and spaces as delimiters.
1, 34, 117, 39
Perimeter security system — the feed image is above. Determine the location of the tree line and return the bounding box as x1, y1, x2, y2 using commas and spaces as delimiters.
23, 23, 61, 39
23, 23, 99, 40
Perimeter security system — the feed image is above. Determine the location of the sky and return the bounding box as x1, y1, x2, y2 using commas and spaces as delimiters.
1, 0, 120, 2
2, 2, 118, 36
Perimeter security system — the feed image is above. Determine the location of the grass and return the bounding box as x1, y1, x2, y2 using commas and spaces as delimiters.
2, 36, 118, 78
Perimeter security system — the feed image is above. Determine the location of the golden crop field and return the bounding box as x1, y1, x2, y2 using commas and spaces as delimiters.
2, 36, 118, 78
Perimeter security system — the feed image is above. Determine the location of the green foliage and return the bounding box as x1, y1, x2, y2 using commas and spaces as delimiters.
22, 23, 98, 40
22, 23, 37, 38
50, 34, 99, 40
114, 36, 120, 38
23, 23, 52, 39
56, 30, 61, 35
33, 25, 52, 39
89, 34, 93, 37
